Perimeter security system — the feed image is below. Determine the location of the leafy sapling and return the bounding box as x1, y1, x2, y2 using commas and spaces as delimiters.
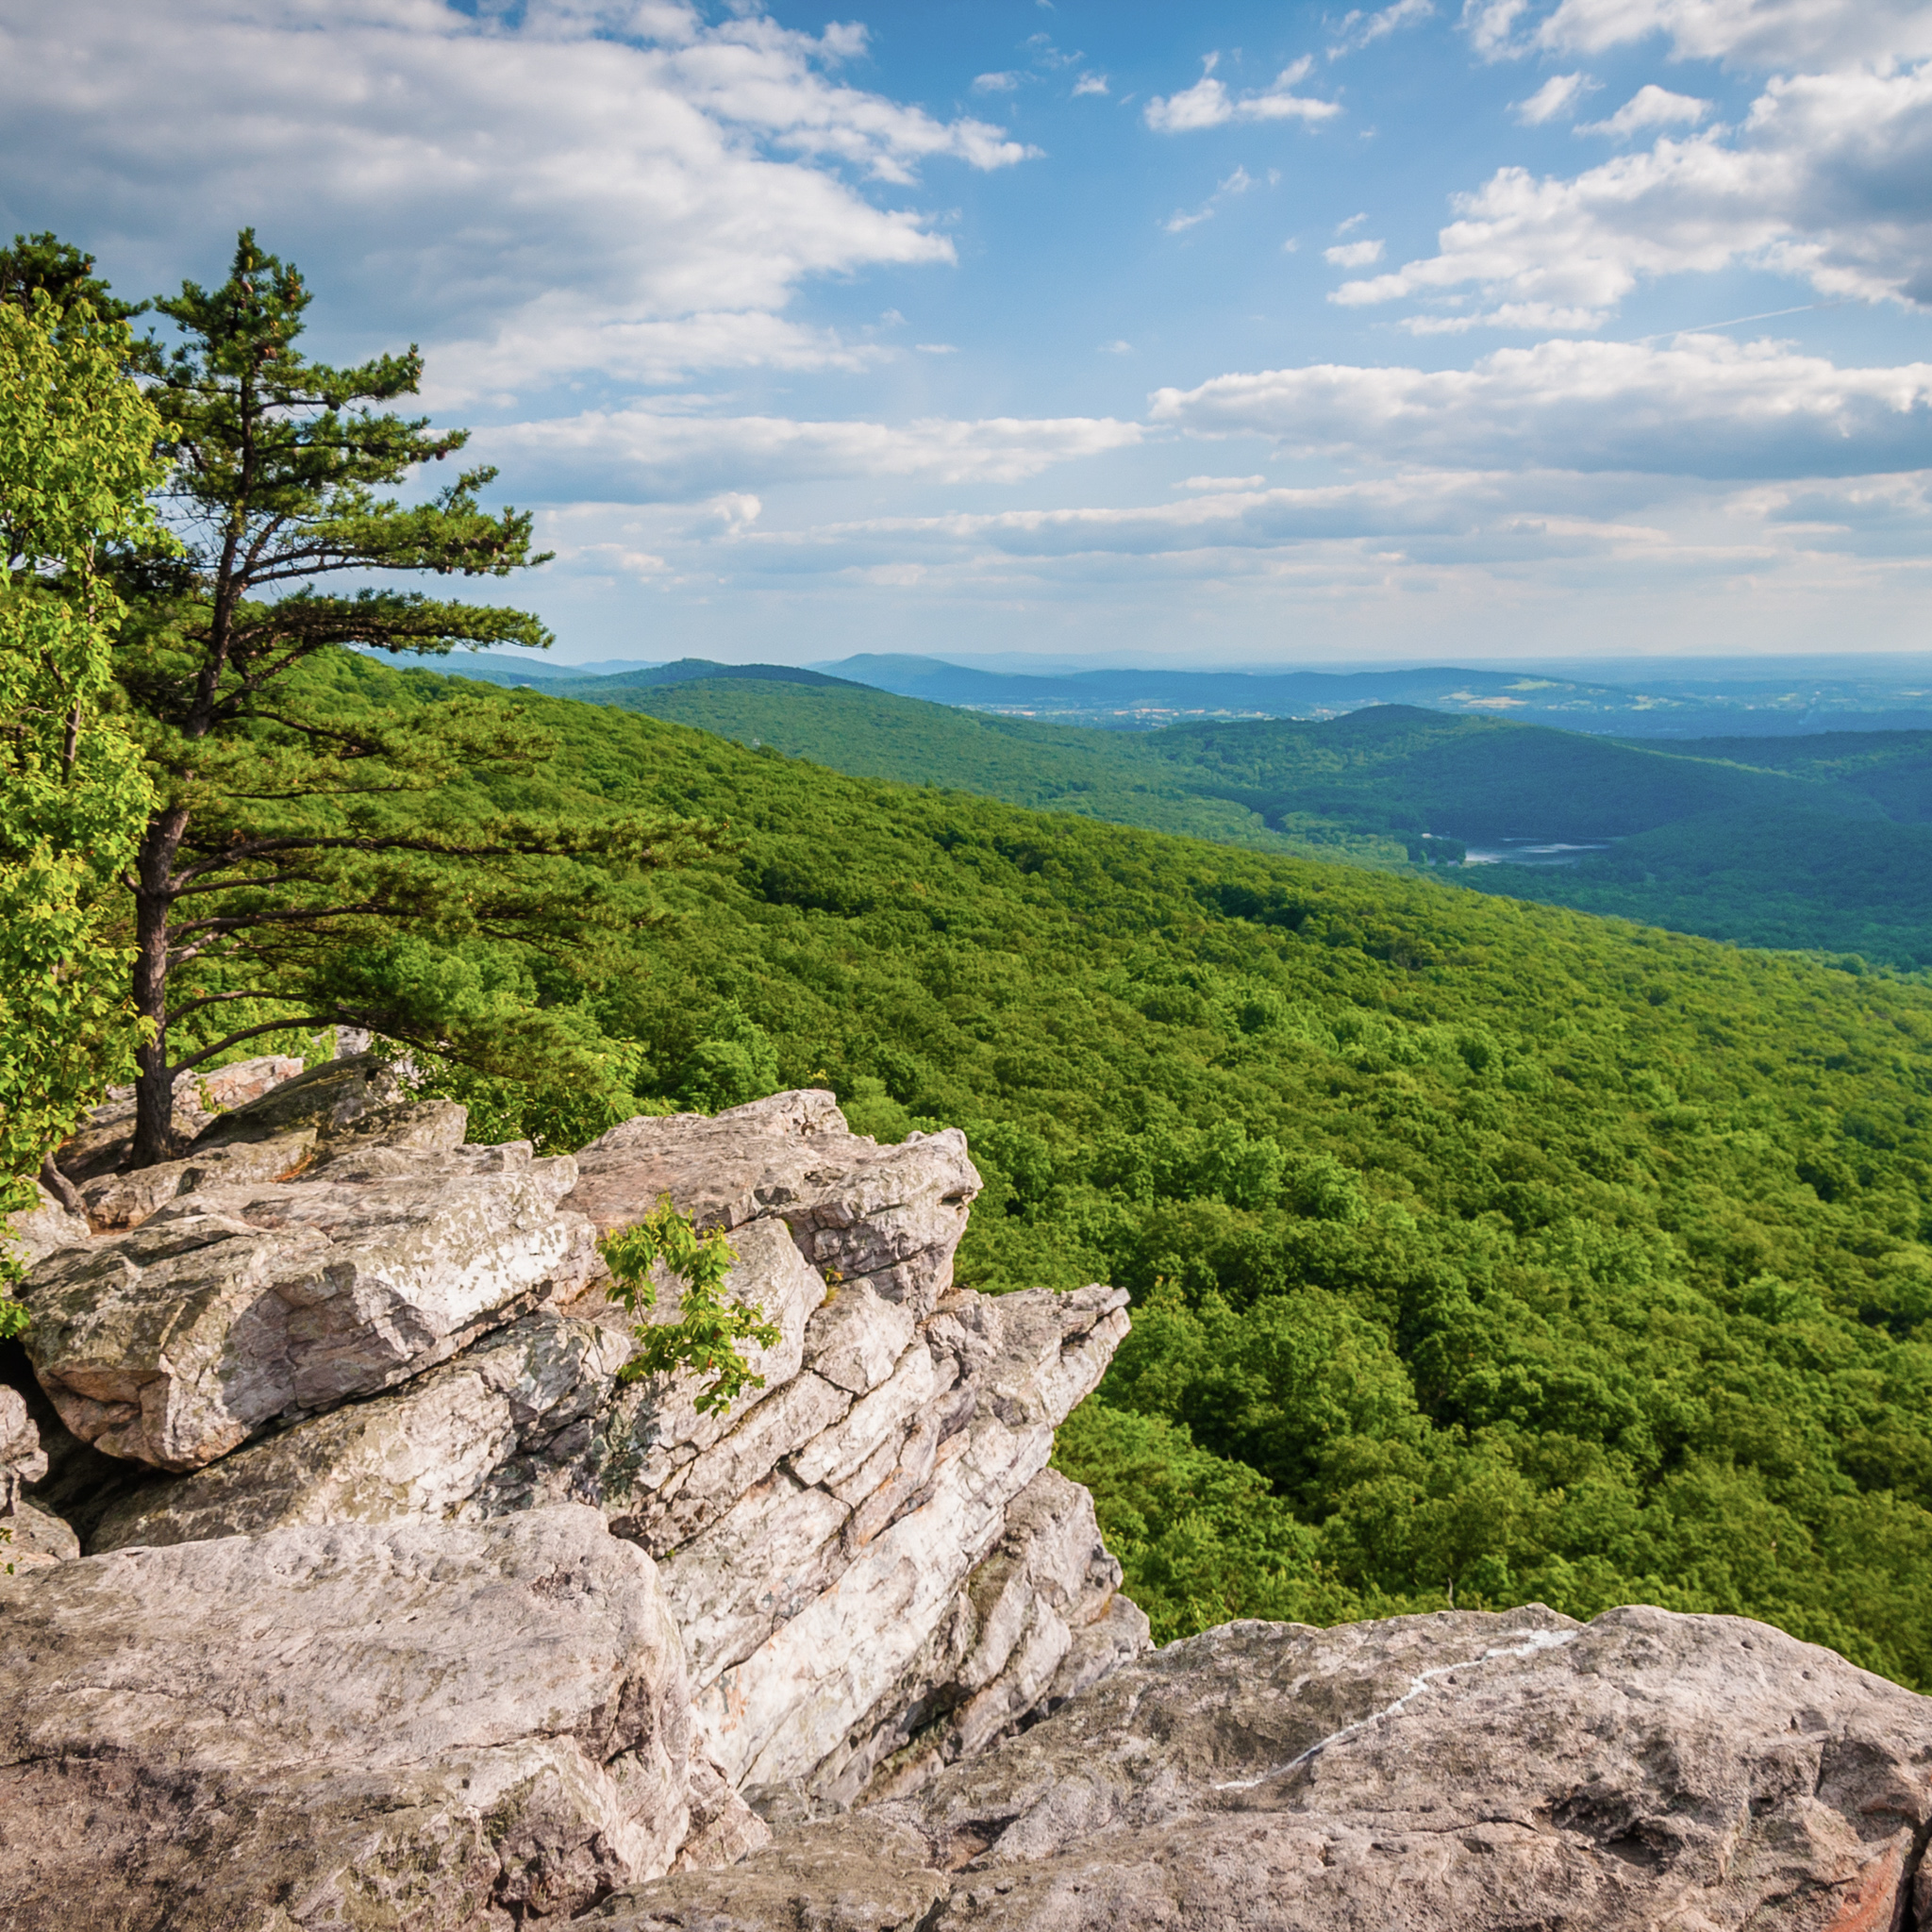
600, 1198, 780, 1417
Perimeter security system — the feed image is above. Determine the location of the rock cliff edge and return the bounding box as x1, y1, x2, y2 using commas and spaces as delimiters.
5, 1056, 1929, 1930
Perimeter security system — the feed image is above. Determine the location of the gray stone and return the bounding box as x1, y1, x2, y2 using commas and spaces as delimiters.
53, 1053, 306, 1181
2, 1182, 92, 1272
0, 1383, 43, 1487
76, 1128, 318, 1232
859, 1470, 1151, 1806
0, 1506, 693, 1930
803, 1279, 918, 1395
90, 1307, 632, 1551
24, 1149, 594, 1470
15, 1076, 1148, 1892
596, 1603, 1932, 1932
189, 1050, 408, 1150
674, 1285, 1132, 1810
89, 1215, 833, 1548
3, 1498, 78, 1570
487, 1216, 832, 1524
565, 1091, 981, 1316
0, 1387, 73, 1571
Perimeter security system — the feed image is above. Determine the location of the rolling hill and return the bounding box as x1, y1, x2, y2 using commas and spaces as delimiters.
430, 655, 1932, 968
277, 643, 1932, 1688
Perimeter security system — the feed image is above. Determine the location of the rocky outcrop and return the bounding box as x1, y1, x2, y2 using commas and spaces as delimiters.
594, 1603, 1932, 1932
13, 1057, 1932, 1932
84, 1249, 1138, 1813
1, 1385, 76, 1570
70, 1056, 422, 1231
3, 1183, 92, 1273
0, 1506, 695, 1929
50, 1052, 307, 1183
564, 1091, 981, 1315
5, 1070, 1143, 1926
24, 1124, 595, 1470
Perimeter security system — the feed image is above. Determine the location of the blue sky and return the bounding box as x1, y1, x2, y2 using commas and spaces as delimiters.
3, 0, 1929, 666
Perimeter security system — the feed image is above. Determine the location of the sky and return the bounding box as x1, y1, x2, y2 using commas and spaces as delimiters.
3, 0, 1930, 668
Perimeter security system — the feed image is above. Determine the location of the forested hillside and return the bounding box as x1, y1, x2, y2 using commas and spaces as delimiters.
276, 648, 1932, 1691
469, 658, 1932, 968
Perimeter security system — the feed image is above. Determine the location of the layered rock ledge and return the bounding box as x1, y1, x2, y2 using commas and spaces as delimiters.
8, 1057, 1931, 1931
2, 1066, 1145, 1922
593, 1603, 1932, 1932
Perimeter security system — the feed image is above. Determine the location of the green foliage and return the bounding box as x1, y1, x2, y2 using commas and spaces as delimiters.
1051, 1397, 1352, 1641
0, 291, 169, 1307
600, 1200, 781, 1417
675, 1001, 781, 1112
1467, 806, 1932, 971
476, 665, 1932, 970
517, 667, 1405, 866
0, 231, 148, 333
22, 228, 725, 1164
351, 666, 1932, 1688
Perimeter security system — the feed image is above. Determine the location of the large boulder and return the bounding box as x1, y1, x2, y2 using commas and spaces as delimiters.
89, 1307, 633, 1551
83, 1266, 1141, 1818
23, 1137, 595, 1470
594, 1603, 1932, 1931
565, 1091, 981, 1316
0, 1506, 696, 1930
51, 1052, 307, 1182
0, 1386, 77, 1571
18, 1072, 1148, 1873
2, 1183, 92, 1273
72, 1061, 441, 1233
656, 1283, 1136, 1812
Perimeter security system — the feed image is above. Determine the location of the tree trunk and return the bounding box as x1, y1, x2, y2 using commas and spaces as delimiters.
128, 807, 187, 1169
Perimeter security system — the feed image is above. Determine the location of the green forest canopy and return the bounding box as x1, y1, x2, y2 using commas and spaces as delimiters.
462, 658, 1932, 970
301, 646, 1932, 1691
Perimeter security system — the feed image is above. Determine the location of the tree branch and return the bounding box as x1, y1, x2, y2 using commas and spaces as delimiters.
166, 1013, 365, 1073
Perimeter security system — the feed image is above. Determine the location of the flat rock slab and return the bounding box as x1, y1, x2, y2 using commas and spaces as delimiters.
88, 1307, 633, 1551
24, 1148, 593, 1469
566, 1091, 981, 1316
595, 1603, 1932, 1932
53, 1053, 306, 1182
0, 1506, 694, 1931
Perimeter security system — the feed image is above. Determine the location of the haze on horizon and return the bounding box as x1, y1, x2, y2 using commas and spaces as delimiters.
4, 0, 1929, 669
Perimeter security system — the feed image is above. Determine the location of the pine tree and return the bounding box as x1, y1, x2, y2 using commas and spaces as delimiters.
106, 231, 707, 1165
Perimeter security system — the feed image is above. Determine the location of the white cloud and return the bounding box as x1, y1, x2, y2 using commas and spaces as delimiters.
1164, 164, 1269, 234
1326, 238, 1388, 266
687, 491, 764, 538
1334, 58, 1932, 325
0, 0, 1035, 400
1531, 0, 1932, 72
544, 539, 672, 581
1398, 300, 1606, 330
1514, 73, 1597, 124
1150, 336, 1932, 475
1577, 84, 1711, 137
974, 71, 1021, 92
477, 408, 1146, 500
915, 342, 959, 355
1073, 74, 1109, 96
762, 469, 1704, 568
1100, 339, 1135, 354
1181, 475, 1270, 489
1144, 54, 1342, 132
1463, 0, 1537, 58
1328, 0, 1435, 57
1337, 211, 1370, 233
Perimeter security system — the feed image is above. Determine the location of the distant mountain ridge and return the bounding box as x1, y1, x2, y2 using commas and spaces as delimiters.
816, 653, 1932, 740
418, 655, 1932, 967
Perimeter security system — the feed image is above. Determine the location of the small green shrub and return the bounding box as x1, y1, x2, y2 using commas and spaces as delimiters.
600, 1198, 780, 1416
